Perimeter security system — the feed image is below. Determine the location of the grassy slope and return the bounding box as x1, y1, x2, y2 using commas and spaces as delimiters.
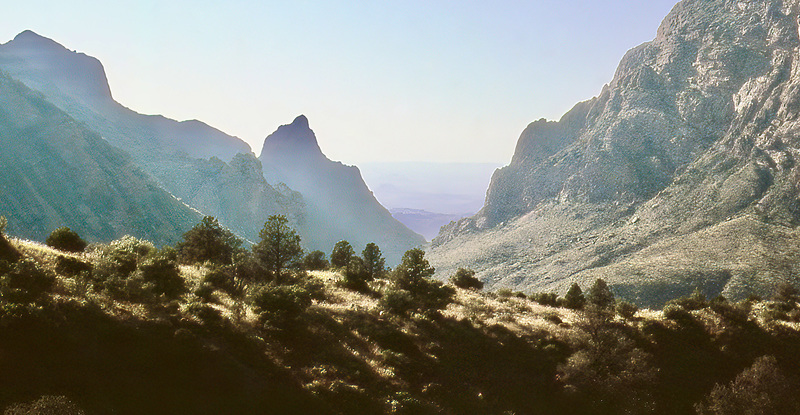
2, 238, 800, 414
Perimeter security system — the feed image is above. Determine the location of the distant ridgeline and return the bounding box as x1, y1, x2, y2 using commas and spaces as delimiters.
0, 30, 423, 265
429, 0, 800, 305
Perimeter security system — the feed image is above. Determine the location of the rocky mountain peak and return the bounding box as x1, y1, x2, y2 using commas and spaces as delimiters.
259, 114, 325, 161
0, 30, 113, 102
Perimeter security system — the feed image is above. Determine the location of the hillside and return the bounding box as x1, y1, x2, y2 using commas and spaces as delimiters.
1, 226, 799, 414
430, 0, 800, 303
0, 72, 198, 245
260, 116, 425, 264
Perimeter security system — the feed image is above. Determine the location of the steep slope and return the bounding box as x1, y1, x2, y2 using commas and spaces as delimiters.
260, 115, 425, 264
0, 72, 199, 244
430, 0, 800, 303
0, 31, 305, 242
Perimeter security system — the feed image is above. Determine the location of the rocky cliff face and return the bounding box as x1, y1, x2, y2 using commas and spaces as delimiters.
430, 0, 800, 304
260, 116, 425, 265
0, 72, 199, 244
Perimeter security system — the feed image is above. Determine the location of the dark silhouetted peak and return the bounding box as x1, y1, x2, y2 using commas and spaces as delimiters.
259, 115, 325, 162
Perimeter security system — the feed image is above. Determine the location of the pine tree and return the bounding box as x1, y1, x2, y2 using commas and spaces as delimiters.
361, 242, 385, 279
564, 283, 586, 310
330, 240, 355, 269
252, 215, 303, 282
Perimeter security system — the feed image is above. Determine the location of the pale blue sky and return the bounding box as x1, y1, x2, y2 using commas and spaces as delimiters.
1, 1, 678, 163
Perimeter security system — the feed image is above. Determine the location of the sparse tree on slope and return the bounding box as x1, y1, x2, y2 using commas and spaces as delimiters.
253, 215, 303, 282
361, 242, 385, 279
330, 240, 355, 269
564, 283, 585, 310
177, 216, 242, 265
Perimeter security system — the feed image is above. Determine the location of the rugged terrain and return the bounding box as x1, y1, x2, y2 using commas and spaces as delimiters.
430, 0, 800, 304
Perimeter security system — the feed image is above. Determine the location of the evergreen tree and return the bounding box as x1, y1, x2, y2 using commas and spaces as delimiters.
330, 240, 355, 269
361, 242, 385, 279
564, 283, 586, 310
252, 215, 303, 282
177, 216, 242, 265
586, 278, 615, 310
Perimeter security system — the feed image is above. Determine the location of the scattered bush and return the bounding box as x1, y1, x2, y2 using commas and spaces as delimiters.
666, 287, 708, 311
663, 304, 693, 324
496, 288, 513, 298
449, 268, 483, 290
338, 257, 372, 292
382, 248, 454, 316
379, 290, 417, 316
202, 266, 236, 294
303, 250, 329, 271
531, 292, 559, 307
0, 258, 55, 303
185, 301, 223, 325
251, 284, 313, 327
616, 300, 638, 320
137, 249, 185, 300
46, 227, 87, 253
56, 255, 92, 277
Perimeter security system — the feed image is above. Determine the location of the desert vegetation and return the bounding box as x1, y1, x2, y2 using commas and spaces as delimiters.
0, 216, 799, 414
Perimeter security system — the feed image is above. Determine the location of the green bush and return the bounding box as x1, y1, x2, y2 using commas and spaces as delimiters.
0, 216, 20, 263
383, 248, 454, 316
531, 293, 559, 307
362, 242, 386, 280
616, 300, 638, 320
303, 250, 329, 271
449, 268, 483, 290
251, 284, 313, 327
663, 304, 693, 324
137, 249, 186, 300
379, 290, 417, 315
45, 226, 87, 253
185, 301, 223, 325
0, 258, 55, 303
202, 267, 236, 294
666, 287, 708, 311
55, 255, 93, 277
586, 278, 615, 310
338, 257, 372, 292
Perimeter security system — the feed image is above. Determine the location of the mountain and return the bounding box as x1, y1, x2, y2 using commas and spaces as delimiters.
0, 71, 199, 244
260, 115, 425, 264
0, 31, 305, 243
429, 0, 800, 305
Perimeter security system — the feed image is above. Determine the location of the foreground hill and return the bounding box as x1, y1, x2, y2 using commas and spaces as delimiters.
0, 72, 198, 245
260, 116, 425, 264
430, 0, 800, 304
1, 231, 799, 414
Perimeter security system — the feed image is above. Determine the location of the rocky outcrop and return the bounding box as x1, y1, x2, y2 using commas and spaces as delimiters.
0, 72, 199, 244
430, 0, 800, 303
260, 115, 425, 264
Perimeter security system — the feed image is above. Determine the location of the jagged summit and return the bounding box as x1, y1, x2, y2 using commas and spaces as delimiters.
259, 114, 324, 161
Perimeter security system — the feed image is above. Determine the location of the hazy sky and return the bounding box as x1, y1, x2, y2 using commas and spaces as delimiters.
2, 1, 678, 163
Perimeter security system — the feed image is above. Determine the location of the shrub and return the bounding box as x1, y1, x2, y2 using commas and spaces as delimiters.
496, 288, 513, 298
531, 292, 559, 307
666, 287, 708, 311
46, 226, 87, 253
449, 268, 483, 290
177, 216, 242, 265
137, 249, 185, 300
94, 235, 155, 281
251, 284, 313, 327
383, 248, 455, 316
185, 301, 223, 325
379, 290, 417, 316
194, 283, 216, 303
56, 255, 92, 277
338, 257, 371, 292
203, 267, 236, 294
662, 304, 693, 324
303, 250, 329, 271
0, 258, 55, 303
616, 300, 638, 320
